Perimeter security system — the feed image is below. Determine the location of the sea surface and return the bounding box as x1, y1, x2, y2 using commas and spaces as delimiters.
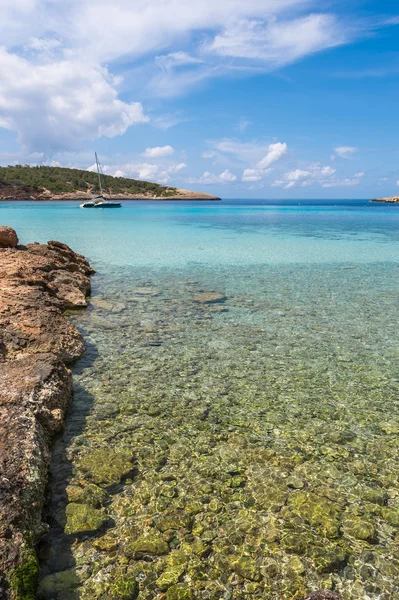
2, 199, 399, 599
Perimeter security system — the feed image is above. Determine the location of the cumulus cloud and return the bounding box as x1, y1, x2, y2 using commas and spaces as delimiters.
272, 163, 337, 188
272, 164, 365, 189
90, 160, 187, 185
208, 138, 287, 169
142, 145, 175, 158
0, 48, 148, 153
333, 146, 357, 159
256, 142, 288, 168
242, 168, 271, 182
0, 0, 386, 155
187, 169, 237, 184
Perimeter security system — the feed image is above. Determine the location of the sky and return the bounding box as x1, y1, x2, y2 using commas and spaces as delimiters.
0, 0, 399, 198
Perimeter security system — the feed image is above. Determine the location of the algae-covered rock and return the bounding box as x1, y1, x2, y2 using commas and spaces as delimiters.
341, 516, 377, 542
156, 509, 193, 532
288, 492, 341, 539
64, 503, 107, 535
251, 482, 287, 511
381, 507, 399, 526
127, 534, 169, 558
310, 544, 348, 573
360, 486, 388, 506
156, 565, 185, 590
281, 532, 308, 555
166, 583, 193, 599
233, 556, 261, 581
37, 569, 81, 598
92, 533, 119, 552
66, 483, 109, 507
10, 548, 39, 600
79, 448, 134, 486
108, 575, 138, 599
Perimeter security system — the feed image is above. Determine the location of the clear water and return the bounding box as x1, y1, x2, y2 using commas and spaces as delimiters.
2, 200, 399, 600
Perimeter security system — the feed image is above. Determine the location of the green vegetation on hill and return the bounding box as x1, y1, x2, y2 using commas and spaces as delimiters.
0, 165, 178, 197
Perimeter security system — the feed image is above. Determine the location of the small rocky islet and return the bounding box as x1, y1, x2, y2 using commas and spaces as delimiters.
1, 226, 399, 600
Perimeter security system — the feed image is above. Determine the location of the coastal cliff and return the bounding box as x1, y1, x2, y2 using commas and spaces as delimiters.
0, 227, 93, 599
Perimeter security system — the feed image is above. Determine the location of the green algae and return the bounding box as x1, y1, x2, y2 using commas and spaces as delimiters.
37, 569, 81, 598
10, 548, 39, 600
166, 583, 193, 599
64, 503, 107, 535
127, 535, 170, 558
79, 448, 134, 486
108, 575, 138, 599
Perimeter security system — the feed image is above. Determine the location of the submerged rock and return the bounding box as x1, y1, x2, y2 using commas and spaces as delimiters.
64, 503, 107, 535
192, 292, 227, 304
79, 448, 134, 486
127, 534, 170, 558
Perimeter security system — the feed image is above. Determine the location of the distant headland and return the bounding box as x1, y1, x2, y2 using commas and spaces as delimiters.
0, 165, 220, 201
371, 195, 399, 203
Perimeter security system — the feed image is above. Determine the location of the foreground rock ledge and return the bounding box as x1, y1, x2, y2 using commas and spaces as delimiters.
0, 230, 94, 599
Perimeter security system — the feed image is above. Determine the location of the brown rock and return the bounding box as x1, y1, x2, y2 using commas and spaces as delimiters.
0, 226, 18, 248
0, 230, 93, 598
192, 292, 227, 304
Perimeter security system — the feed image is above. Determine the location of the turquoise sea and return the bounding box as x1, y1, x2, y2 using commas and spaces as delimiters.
2, 199, 399, 599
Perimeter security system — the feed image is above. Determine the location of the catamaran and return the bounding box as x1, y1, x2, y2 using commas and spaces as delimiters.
80, 153, 122, 208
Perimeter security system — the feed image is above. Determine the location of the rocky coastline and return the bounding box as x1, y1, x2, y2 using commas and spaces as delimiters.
0, 227, 93, 599
370, 195, 399, 203
0, 188, 220, 202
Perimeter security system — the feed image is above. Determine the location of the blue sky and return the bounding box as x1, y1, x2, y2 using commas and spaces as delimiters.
0, 0, 399, 198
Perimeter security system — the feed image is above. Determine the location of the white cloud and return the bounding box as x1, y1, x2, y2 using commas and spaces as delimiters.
0, 48, 148, 153
272, 163, 338, 188
208, 139, 287, 169
207, 14, 351, 67
284, 168, 310, 181
322, 171, 364, 188
242, 168, 271, 182
256, 142, 288, 168
334, 146, 357, 159
188, 169, 237, 185
0, 0, 390, 154
89, 160, 187, 185
25, 37, 62, 54
155, 52, 204, 70
142, 145, 175, 158
152, 113, 188, 130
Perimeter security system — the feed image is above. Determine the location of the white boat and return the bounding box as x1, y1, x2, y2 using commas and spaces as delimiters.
80, 153, 121, 208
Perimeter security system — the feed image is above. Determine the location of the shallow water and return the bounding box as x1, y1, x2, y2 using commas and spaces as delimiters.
2, 200, 399, 599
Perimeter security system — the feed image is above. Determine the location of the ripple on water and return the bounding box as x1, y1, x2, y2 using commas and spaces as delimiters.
37, 263, 399, 600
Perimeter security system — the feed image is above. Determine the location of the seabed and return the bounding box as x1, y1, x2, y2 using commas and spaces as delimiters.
37, 262, 399, 600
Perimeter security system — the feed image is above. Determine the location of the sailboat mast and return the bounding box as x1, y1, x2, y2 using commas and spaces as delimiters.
95, 152, 103, 196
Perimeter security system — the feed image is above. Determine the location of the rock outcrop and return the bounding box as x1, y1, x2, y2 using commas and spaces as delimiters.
0, 226, 18, 248
371, 195, 399, 203
0, 233, 93, 599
